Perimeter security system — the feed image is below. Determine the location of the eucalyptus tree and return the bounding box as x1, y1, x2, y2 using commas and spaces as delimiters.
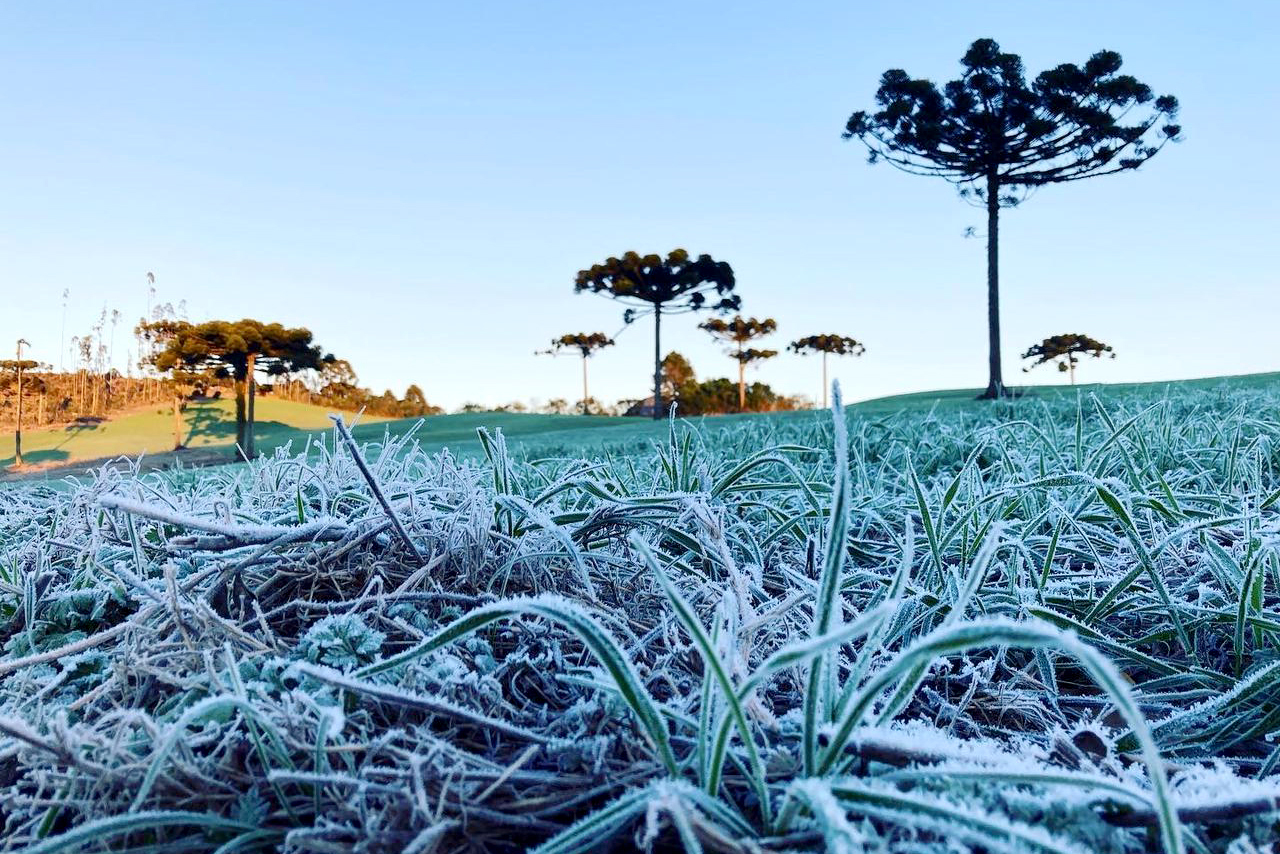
547, 332, 615, 415
1021, 333, 1114, 384
575, 250, 738, 419
699, 315, 778, 411
844, 38, 1179, 398
142, 319, 327, 459
789, 334, 865, 408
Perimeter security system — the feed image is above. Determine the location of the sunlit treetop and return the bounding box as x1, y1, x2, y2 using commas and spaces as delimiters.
789, 335, 866, 357
730, 347, 778, 365
699, 316, 777, 346
843, 38, 1181, 207
550, 332, 615, 357
574, 249, 739, 322
141, 319, 327, 380
1021, 333, 1115, 372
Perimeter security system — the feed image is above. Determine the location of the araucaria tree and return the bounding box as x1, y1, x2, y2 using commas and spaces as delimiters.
143, 319, 327, 459
1021, 333, 1114, 385
843, 38, 1179, 398
548, 332, 615, 415
699, 316, 778, 411
575, 250, 738, 419
2, 338, 39, 466
789, 334, 865, 408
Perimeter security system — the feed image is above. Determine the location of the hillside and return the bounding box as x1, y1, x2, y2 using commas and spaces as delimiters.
3, 371, 1278, 479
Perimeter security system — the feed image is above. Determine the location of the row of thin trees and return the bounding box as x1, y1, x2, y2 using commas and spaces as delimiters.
546, 314, 866, 417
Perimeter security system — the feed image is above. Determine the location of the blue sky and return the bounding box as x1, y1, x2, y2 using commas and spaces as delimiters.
1, 1, 1276, 410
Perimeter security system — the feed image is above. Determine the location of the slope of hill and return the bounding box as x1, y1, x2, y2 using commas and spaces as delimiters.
4, 371, 1278, 480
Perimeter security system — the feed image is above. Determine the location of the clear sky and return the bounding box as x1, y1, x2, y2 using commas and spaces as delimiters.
1, 1, 1276, 410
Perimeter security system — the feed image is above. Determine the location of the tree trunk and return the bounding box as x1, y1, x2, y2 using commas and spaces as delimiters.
14, 357, 23, 466
582, 353, 589, 416
983, 171, 1004, 399
234, 375, 248, 459
172, 393, 183, 450
822, 351, 829, 410
652, 306, 662, 420
1069, 361, 1076, 385
738, 363, 746, 412
246, 354, 257, 459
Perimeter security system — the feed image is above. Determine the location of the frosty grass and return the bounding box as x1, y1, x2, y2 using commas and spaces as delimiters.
2, 381, 1279, 853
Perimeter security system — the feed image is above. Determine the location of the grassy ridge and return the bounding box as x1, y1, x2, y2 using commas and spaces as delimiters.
7, 371, 1277, 473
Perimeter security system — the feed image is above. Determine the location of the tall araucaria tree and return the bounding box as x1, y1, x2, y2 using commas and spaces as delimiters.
843, 38, 1179, 398
1021, 333, 1114, 385
789, 334, 866, 409
699, 315, 778, 411
142, 319, 327, 459
547, 332, 615, 415
575, 250, 738, 419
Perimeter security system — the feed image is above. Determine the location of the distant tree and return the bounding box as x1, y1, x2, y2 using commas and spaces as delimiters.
319, 357, 359, 390
700, 316, 779, 411
402, 384, 432, 416
843, 38, 1179, 398
143, 319, 327, 459
544, 397, 571, 415
546, 332, 615, 415
1021, 333, 1114, 384
645, 351, 801, 416
575, 250, 738, 419
660, 351, 696, 401
2, 339, 38, 466
135, 318, 207, 450
789, 334, 866, 409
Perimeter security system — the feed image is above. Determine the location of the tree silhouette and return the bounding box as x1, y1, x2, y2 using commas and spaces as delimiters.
575, 250, 738, 419
789, 334, 865, 409
547, 332, 615, 415
142, 319, 326, 459
843, 38, 1178, 399
700, 316, 778, 411
2, 339, 39, 466
1021, 333, 1114, 385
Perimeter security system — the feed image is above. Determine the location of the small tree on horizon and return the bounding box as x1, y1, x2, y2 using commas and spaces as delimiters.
2, 338, 39, 466
142, 319, 327, 459
575, 250, 738, 419
700, 315, 778, 411
1021, 333, 1114, 385
789, 334, 865, 408
546, 332, 615, 415
843, 38, 1179, 399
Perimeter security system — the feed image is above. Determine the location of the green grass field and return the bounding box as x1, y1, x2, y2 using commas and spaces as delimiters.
5, 371, 1277, 475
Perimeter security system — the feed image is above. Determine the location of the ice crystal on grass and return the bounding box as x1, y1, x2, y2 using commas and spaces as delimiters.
299, 614, 386, 670
1, 381, 1279, 852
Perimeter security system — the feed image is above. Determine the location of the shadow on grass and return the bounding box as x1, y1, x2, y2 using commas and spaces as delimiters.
1, 447, 71, 469
184, 402, 234, 446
